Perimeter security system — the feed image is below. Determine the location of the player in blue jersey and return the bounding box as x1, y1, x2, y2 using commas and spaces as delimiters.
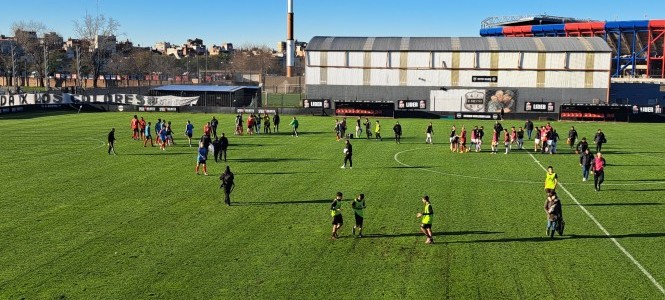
143, 122, 154, 147
195, 142, 209, 175
185, 120, 194, 147
154, 118, 162, 144
159, 125, 168, 151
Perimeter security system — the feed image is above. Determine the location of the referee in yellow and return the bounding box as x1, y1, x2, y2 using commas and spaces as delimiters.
544, 166, 558, 195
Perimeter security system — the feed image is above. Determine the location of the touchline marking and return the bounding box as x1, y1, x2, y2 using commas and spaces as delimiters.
393, 148, 665, 186
526, 150, 665, 296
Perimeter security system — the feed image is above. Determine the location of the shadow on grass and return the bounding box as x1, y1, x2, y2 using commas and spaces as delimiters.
235, 171, 319, 175
362, 230, 503, 239
444, 232, 665, 244
121, 152, 192, 156
231, 157, 320, 163
565, 202, 662, 207
601, 151, 665, 155
607, 178, 665, 182
231, 199, 331, 206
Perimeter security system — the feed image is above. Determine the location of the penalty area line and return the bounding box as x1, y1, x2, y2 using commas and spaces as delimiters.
527, 150, 665, 296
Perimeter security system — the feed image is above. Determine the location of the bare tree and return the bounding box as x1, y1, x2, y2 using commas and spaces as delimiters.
73, 14, 120, 88
11, 21, 47, 87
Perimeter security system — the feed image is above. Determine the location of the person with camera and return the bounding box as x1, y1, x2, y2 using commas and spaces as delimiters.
544, 191, 562, 238
219, 166, 235, 206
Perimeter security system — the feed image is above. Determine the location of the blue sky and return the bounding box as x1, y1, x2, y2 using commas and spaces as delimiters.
0, 0, 663, 48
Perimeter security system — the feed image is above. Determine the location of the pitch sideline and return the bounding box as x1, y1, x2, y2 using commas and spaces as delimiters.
526, 150, 665, 296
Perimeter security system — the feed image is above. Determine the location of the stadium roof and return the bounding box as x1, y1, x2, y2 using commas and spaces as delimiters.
306, 36, 612, 53
151, 85, 259, 93
481, 15, 597, 28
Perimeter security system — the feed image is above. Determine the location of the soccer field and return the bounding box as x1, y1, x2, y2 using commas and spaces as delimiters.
1, 111, 664, 299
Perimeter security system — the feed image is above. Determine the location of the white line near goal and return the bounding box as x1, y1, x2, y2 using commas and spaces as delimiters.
527, 150, 665, 296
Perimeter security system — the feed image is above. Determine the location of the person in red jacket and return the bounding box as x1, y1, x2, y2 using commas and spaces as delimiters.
591, 152, 607, 191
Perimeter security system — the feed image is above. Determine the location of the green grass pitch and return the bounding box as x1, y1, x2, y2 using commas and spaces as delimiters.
1, 111, 664, 299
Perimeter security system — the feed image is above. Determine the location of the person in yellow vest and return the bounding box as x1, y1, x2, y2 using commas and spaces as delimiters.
416, 195, 434, 244
330, 192, 344, 240
544, 166, 558, 194
374, 120, 382, 141
352, 194, 366, 237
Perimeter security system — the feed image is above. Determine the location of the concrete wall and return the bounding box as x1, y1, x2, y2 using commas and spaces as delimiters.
306, 84, 606, 113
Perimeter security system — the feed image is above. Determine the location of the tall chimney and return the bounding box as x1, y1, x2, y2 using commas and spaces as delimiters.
286, 0, 295, 77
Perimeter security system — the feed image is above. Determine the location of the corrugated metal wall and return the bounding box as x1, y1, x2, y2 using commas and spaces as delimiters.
306, 50, 610, 89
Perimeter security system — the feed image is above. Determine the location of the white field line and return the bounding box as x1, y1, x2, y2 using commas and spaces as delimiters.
393, 148, 665, 186
526, 150, 665, 296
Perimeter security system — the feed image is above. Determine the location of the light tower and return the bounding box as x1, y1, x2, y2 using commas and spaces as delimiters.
286, 0, 295, 77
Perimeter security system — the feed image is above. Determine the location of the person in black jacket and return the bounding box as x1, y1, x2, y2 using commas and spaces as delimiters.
212, 137, 222, 162
273, 112, 280, 133
576, 137, 589, 154
524, 119, 534, 140
341, 140, 353, 169
594, 129, 606, 152
219, 166, 235, 206
107, 128, 116, 155
493, 121, 503, 135
580, 148, 593, 182
210, 116, 219, 138
220, 133, 229, 162
568, 126, 578, 150
393, 121, 402, 144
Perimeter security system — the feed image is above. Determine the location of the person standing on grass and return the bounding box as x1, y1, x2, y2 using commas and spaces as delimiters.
130, 115, 139, 140
393, 121, 402, 144
591, 152, 606, 191
155, 118, 162, 144
289, 116, 299, 137
195, 142, 209, 176
107, 128, 117, 155
273, 112, 280, 133
477, 126, 485, 152
549, 129, 560, 154
448, 125, 456, 150
144, 122, 154, 147
534, 125, 541, 152
341, 139, 353, 169
139, 117, 146, 140
210, 116, 219, 138
235, 114, 243, 135
340, 118, 347, 139
212, 137, 222, 163
544, 166, 558, 194
425, 122, 434, 144
166, 121, 175, 146
352, 194, 366, 237
580, 148, 593, 182
220, 133, 229, 162
159, 125, 168, 151
517, 127, 525, 149
374, 120, 382, 141
459, 126, 468, 153
185, 120, 194, 147
263, 113, 271, 134
503, 129, 511, 154
568, 126, 578, 150
416, 195, 434, 244
255, 113, 262, 134
491, 129, 499, 154
576, 137, 589, 155
363, 117, 372, 139
594, 129, 607, 153
330, 192, 344, 240
220, 166, 235, 206
544, 191, 562, 238
355, 116, 362, 138
204, 122, 212, 137
470, 126, 478, 151
493, 120, 503, 137
334, 119, 342, 141
525, 119, 534, 140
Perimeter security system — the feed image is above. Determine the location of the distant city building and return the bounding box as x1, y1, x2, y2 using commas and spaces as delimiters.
62, 38, 89, 59
276, 41, 286, 53
42, 32, 64, 48
0, 35, 13, 54
221, 42, 233, 52
154, 41, 171, 54
94, 35, 117, 53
